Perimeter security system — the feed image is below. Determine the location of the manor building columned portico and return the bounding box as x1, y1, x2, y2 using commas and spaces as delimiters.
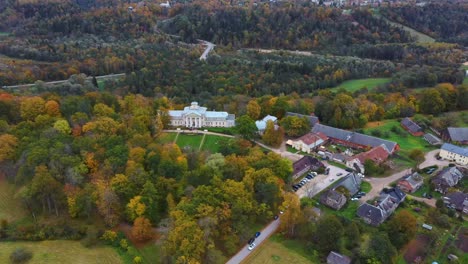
168, 102, 235, 128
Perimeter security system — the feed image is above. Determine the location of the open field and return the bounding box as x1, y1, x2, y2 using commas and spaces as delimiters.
201, 135, 226, 152
158, 133, 177, 144
330, 78, 391, 93
159, 132, 231, 153
137, 244, 161, 264
0, 180, 27, 222
175, 133, 204, 150
363, 120, 434, 152
378, 16, 435, 43
244, 234, 319, 264
0, 240, 122, 264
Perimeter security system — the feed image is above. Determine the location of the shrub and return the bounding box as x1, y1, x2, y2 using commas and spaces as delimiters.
370, 130, 382, 137
10, 247, 33, 264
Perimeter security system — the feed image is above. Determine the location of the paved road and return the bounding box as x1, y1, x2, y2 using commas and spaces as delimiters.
2, 73, 125, 89
418, 149, 450, 170
295, 162, 348, 199
199, 40, 215, 61
226, 218, 281, 264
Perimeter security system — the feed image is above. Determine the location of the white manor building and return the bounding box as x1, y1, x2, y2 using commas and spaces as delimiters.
168, 102, 235, 128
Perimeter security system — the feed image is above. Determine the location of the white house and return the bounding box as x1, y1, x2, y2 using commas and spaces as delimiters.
160, 1, 171, 8
168, 102, 235, 128
439, 143, 468, 165
255, 115, 277, 131
289, 132, 328, 153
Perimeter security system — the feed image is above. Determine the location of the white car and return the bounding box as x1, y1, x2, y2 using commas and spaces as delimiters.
248, 242, 256, 251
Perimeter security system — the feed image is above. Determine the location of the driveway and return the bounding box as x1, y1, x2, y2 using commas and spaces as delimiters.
418, 149, 450, 170
363, 168, 412, 201
295, 163, 348, 199
226, 218, 281, 264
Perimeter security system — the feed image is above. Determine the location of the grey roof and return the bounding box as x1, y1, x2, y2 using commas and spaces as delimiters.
227, 114, 236, 121
312, 124, 398, 154
286, 112, 319, 127
327, 251, 351, 264
446, 192, 468, 212
402, 172, 423, 189
357, 203, 384, 226
401, 117, 422, 133
382, 187, 406, 203
447, 127, 468, 142
424, 133, 442, 145
333, 172, 362, 196
433, 167, 464, 188
320, 190, 346, 210
292, 156, 324, 176
441, 143, 468, 157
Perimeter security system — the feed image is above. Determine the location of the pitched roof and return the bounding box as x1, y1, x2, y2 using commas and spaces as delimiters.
352, 144, 389, 164
333, 172, 362, 196
327, 251, 351, 264
424, 133, 443, 145
312, 124, 398, 154
447, 127, 468, 142
296, 132, 328, 146
357, 203, 384, 226
432, 167, 464, 187
320, 190, 346, 210
382, 187, 406, 203
292, 156, 324, 175
401, 117, 422, 133
255, 115, 277, 130
446, 192, 468, 211
400, 172, 423, 189
286, 112, 319, 127
441, 143, 468, 157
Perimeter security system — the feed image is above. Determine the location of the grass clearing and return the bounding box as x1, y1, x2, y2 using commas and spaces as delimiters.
158, 132, 177, 144
0, 240, 122, 264
379, 17, 435, 43
174, 133, 204, 150
330, 78, 391, 93
137, 243, 161, 264
201, 135, 227, 153
244, 234, 319, 264
0, 180, 27, 222
361, 182, 372, 193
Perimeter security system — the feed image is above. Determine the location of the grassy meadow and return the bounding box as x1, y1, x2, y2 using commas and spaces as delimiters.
330, 78, 391, 93
0, 241, 122, 264
0, 180, 27, 222
244, 234, 319, 264
158, 132, 230, 153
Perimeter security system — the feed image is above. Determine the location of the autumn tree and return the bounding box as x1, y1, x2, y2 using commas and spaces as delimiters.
246, 100, 261, 120
279, 116, 311, 137
44, 100, 61, 117
20, 97, 45, 121
235, 115, 257, 140
126, 196, 146, 222
314, 215, 343, 254
28, 165, 63, 216
279, 192, 301, 238
132, 216, 154, 242
385, 210, 417, 249
53, 119, 71, 134
262, 120, 283, 147
408, 149, 425, 165
419, 88, 445, 114
0, 134, 18, 161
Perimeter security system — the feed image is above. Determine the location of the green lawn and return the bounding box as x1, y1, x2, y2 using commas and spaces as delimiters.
0, 180, 28, 222
136, 244, 161, 264
330, 78, 391, 93
363, 120, 431, 151
361, 182, 372, 193
327, 160, 348, 170
157, 132, 177, 144
174, 133, 204, 150
244, 234, 319, 264
200, 135, 227, 153
0, 32, 9, 37
0, 240, 122, 264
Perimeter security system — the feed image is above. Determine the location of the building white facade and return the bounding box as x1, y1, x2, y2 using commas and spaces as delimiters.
168, 102, 235, 128
439, 143, 468, 165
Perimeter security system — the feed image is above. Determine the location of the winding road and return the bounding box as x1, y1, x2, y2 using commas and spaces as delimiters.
199, 40, 215, 61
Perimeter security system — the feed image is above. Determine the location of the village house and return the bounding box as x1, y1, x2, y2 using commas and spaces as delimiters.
439, 143, 468, 165
397, 172, 424, 193
333, 172, 362, 196
168, 102, 235, 128
320, 190, 347, 210
431, 166, 465, 194
312, 124, 399, 154
356, 187, 406, 226
291, 156, 325, 179
401, 117, 424, 136
327, 251, 351, 264
288, 132, 328, 153
444, 192, 468, 214
442, 127, 468, 145
346, 144, 389, 173
255, 115, 277, 132
424, 133, 443, 145
285, 112, 320, 127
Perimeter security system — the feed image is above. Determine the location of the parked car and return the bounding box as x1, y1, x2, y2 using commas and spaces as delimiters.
248, 243, 256, 251
337, 173, 343, 176
427, 194, 433, 199
248, 238, 255, 245
345, 168, 353, 172
329, 178, 334, 182
274, 215, 279, 220
351, 198, 359, 201
255, 232, 261, 238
